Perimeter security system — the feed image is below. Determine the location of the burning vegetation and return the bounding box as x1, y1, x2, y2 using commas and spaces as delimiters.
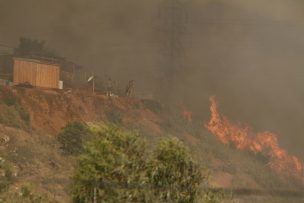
205, 96, 304, 180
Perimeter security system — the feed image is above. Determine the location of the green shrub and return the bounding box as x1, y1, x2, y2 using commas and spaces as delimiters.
16, 104, 30, 124
72, 126, 207, 203
0, 87, 18, 106
72, 126, 147, 203
0, 88, 30, 128
20, 184, 32, 197
147, 137, 203, 203
0, 105, 26, 129
142, 99, 162, 113
105, 108, 122, 124
57, 121, 92, 155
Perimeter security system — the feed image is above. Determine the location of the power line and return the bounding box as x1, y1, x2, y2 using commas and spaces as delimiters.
0, 43, 13, 49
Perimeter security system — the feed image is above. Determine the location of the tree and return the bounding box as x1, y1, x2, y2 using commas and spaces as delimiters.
14, 37, 56, 58
147, 137, 202, 203
72, 126, 148, 203
57, 121, 92, 155
72, 124, 206, 203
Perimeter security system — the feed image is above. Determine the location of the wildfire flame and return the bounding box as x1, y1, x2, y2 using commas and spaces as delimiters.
205, 96, 304, 179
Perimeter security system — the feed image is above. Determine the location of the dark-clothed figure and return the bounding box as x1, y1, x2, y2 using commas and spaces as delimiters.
106, 77, 113, 97
125, 80, 134, 97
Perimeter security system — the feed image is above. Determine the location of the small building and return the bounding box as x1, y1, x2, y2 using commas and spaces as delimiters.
13, 57, 60, 89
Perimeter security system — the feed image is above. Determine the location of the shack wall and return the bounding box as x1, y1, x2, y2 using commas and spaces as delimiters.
13, 58, 60, 89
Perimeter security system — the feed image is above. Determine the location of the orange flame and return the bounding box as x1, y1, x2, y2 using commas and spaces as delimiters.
205, 96, 304, 179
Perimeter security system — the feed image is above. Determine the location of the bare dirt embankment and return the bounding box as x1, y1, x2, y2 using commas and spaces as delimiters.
0, 87, 303, 203
16, 88, 162, 135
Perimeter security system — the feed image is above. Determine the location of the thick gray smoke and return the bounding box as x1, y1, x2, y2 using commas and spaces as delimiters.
1, 0, 304, 158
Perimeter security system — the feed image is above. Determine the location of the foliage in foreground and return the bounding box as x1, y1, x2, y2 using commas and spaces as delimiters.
147, 137, 202, 202
72, 125, 205, 203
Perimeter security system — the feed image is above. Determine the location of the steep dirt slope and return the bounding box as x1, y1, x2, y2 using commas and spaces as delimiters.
0, 87, 165, 202
0, 124, 73, 202
0, 87, 303, 202
16, 88, 163, 136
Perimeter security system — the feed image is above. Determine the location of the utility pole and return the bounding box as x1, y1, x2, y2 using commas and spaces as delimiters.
92, 77, 95, 94
72, 63, 75, 83
87, 73, 95, 94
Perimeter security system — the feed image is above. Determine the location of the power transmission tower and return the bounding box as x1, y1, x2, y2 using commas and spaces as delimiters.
157, 0, 188, 74
154, 0, 189, 103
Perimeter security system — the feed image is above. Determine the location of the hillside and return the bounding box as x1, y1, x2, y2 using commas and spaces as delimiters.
0, 86, 303, 202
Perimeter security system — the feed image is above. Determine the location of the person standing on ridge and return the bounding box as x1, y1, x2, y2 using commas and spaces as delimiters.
106, 77, 113, 97
125, 80, 134, 97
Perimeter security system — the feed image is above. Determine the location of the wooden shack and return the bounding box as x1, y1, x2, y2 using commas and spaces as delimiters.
13, 57, 60, 89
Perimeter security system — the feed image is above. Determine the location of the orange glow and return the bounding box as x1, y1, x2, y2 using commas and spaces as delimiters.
205, 96, 304, 179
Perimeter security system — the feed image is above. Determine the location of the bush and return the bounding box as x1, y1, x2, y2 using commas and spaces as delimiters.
57, 121, 92, 155
72, 126, 147, 203
16, 104, 30, 124
72, 125, 206, 203
142, 99, 162, 113
0, 87, 30, 128
147, 137, 203, 203
0, 105, 27, 129
105, 108, 122, 124
2, 92, 18, 107
0, 87, 18, 106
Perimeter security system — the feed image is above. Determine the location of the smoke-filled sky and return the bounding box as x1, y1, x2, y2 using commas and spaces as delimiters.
1, 0, 304, 158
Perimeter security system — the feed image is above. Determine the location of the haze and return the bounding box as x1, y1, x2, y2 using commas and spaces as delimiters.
1, 0, 304, 159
